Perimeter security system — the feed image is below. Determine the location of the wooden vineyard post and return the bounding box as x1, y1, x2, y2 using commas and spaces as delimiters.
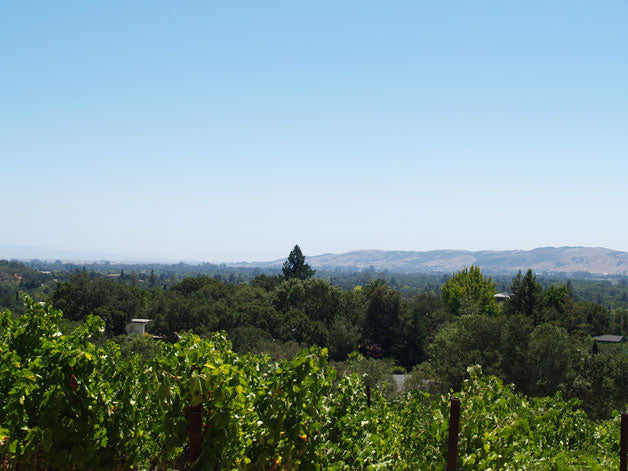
621, 412, 628, 471
447, 396, 460, 471
189, 403, 203, 465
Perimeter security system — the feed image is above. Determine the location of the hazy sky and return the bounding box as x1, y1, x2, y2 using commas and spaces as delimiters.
2, 1, 627, 262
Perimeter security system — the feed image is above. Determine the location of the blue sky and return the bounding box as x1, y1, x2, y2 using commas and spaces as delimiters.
1, 1, 627, 261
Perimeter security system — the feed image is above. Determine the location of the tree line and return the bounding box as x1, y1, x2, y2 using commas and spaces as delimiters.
34, 246, 628, 418
3, 246, 628, 418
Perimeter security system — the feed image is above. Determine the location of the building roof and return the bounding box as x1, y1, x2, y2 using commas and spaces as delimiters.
129, 319, 152, 324
593, 335, 625, 343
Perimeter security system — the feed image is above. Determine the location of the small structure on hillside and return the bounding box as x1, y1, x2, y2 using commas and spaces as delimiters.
494, 293, 511, 303
393, 374, 408, 392
593, 335, 626, 343
125, 318, 152, 335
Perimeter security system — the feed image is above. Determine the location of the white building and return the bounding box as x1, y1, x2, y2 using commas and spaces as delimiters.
125, 319, 152, 335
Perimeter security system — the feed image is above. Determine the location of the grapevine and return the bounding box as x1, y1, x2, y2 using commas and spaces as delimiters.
0, 298, 621, 470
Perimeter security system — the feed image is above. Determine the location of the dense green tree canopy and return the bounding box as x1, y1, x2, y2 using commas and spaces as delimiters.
7, 257, 628, 420
363, 280, 402, 357
505, 269, 544, 320
441, 266, 498, 316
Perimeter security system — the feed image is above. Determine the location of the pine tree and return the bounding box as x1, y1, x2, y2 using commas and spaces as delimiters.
506, 269, 544, 322
282, 245, 315, 280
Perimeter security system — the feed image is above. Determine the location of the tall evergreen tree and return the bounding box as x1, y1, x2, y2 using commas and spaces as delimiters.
505, 269, 543, 322
363, 280, 401, 357
282, 245, 315, 280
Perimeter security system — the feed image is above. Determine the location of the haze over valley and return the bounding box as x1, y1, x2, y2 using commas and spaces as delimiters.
4, 245, 628, 276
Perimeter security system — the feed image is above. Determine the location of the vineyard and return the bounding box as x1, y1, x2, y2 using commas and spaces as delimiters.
0, 298, 623, 470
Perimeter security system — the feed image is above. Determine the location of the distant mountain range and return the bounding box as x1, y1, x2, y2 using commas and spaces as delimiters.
3, 245, 628, 276
235, 247, 628, 276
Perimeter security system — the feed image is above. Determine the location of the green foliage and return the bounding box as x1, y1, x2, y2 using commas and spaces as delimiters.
37, 264, 628, 418
52, 273, 146, 335
0, 297, 164, 469
0, 300, 623, 469
282, 245, 315, 281
526, 323, 576, 396
505, 269, 544, 321
427, 314, 503, 390
441, 266, 498, 316
252, 274, 283, 292
10, 259, 628, 434
334, 352, 398, 399
394, 366, 618, 469
363, 280, 402, 357
327, 316, 361, 361
0, 260, 55, 314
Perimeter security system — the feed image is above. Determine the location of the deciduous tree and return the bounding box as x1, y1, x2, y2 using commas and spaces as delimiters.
441, 266, 498, 316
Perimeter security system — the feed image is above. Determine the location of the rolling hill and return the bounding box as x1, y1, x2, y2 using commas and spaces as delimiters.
237, 247, 628, 275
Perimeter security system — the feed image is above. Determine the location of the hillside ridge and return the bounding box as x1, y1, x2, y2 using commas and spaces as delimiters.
236, 246, 628, 275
